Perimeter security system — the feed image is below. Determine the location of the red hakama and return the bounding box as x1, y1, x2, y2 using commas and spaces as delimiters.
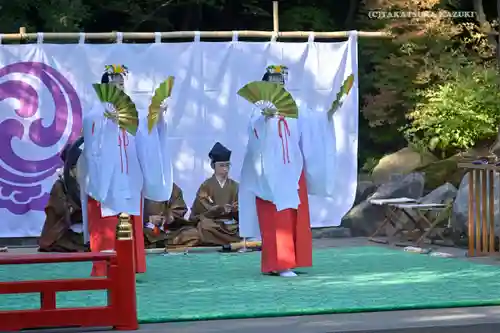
87, 196, 146, 277
255, 170, 313, 273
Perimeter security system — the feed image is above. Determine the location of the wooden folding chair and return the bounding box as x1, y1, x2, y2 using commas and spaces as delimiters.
415, 202, 453, 246
368, 198, 417, 244
388, 202, 451, 247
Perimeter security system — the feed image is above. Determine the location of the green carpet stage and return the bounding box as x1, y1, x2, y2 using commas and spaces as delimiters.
1, 246, 500, 323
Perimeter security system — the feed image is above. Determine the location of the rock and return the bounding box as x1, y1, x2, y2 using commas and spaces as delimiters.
341, 172, 425, 236
420, 182, 457, 205
370, 172, 425, 201
358, 173, 372, 181
415, 182, 457, 224
354, 180, 377, 205
340, 201, 381, 237
371, 147, 438, 184
312, 227, 351, 239
451, 172, 500, 236
415, 155, 466, 191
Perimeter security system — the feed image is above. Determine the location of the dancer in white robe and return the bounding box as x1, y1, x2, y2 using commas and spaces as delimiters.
239, 65, 313, 277
77, 65, 173, 276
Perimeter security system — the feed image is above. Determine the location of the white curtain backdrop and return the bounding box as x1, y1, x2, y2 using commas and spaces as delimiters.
0, 33, 359, 237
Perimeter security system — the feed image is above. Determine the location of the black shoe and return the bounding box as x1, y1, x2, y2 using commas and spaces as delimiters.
221, 244, 232, 252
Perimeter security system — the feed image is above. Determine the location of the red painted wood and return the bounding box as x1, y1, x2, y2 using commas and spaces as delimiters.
0, 238, 138, 331
0, 278, 111, 293
113, 238, 139, 330
0, 252, 113, 265
0, 307, 114, 331
40, 291, 56, 310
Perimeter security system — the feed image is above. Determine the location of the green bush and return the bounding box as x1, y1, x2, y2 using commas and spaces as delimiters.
404, 64, 500, 158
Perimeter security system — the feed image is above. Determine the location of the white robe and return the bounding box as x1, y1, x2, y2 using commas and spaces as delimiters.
298, 104, 337, 198
135, 109, 173, 202
78, 102, 174, 242
77, 102, 142, 242
81, 102, 144, 216
238, 107, 303, 238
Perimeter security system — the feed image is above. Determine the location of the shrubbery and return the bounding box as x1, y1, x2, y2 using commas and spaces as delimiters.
404, 64, 500, 158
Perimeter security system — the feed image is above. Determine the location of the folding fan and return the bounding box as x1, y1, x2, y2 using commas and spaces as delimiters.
92, 83, 139, 136
328, 74, 355, 118
148, 76, 175, 133
237, 81, 298, 119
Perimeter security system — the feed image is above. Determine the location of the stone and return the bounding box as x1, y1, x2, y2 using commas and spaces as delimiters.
312, 227, 351, 239
412, 182, 458, 224
354, 180, 377, 206
371, 147, 438, 184
369, 172, 425, 201
341, 172, 425, 236
451, 172, 500, 236
420, 182, 457, 205
415, 155, 466, 191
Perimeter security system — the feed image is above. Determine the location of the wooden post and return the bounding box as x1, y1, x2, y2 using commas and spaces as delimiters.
459, 162, 500, 257
273, 1, 279, 33
474, 169, 482, 252
481, 169, 487, 251
19, 27, 26, 44
467, 171, 474, 256
113, 213, 138, 330
489, 169, 495, 252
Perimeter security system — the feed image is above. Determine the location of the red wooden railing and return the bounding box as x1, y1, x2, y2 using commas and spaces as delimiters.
0, 224, 138, 331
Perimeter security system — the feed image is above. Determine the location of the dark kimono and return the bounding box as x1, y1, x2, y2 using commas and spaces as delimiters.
185, 175, 240, 246
143, 183, 190, 248
38, 178, 86, 252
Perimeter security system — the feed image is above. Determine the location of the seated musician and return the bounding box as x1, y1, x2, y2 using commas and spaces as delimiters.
38, 144, 87, 252
186, 142, 240, 246
143, 183, 191, 248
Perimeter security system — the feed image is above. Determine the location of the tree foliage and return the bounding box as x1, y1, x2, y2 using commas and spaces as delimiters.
405, 64, 500, 157
357, 0, 499, 160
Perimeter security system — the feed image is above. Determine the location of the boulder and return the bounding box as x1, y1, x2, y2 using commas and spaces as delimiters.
371, 147, 437, 184
312, 227, 351, 239
415, 155, 466, 191
420, 182, 457, 205
354, 180, 377, 206
370, 172, 425, 201
341, 172, 425, 236
451, 172, 500, 236
417, 182, 457, 224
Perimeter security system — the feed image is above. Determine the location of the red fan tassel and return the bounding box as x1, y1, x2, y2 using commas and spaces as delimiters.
153, 225, 160, 235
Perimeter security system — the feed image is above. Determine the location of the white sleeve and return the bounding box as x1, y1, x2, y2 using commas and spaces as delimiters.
135, 117, 173, 201
299, 107, 337, 197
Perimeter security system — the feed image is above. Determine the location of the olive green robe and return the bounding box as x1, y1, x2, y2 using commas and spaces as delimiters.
185, 175, 240, 246
38, 179, 86, 252
143, 183, 190, 248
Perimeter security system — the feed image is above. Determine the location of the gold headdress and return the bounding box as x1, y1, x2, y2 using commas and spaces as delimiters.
266, 65, 288, 75
265, 65, 288, 84
104, 64, 129, 76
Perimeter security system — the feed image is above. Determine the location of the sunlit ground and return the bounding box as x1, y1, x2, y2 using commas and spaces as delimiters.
1, 245, 500, 324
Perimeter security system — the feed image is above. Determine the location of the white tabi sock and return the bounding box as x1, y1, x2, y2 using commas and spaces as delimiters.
279, 269, 298, 277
